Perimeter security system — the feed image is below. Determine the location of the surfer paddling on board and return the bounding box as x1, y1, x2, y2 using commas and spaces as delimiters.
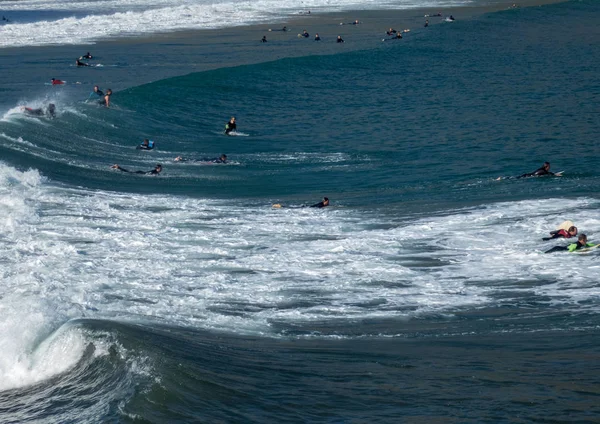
111, 163, 162, 175
517, 162, 556, 178
273, 197, 329, 209
174, 154, 227, 164
225, 117, 237, 135
545, 234, 596, 253
543, 221, 578, 240
76, 58, 90, 67
497, 161, 562, 180
51, 78, 65, 85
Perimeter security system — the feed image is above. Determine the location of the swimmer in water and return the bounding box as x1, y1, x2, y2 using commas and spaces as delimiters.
337, 35, 345, 43
517, 162, 555, 178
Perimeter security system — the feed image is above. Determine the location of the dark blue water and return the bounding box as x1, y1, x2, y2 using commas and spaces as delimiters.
0, 1, 599, 422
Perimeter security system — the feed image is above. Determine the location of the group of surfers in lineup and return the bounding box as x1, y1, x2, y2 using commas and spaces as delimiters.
261, 10, 459, 43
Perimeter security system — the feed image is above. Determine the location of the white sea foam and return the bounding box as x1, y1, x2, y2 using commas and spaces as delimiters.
0, 0, 469, 48
0, 162, 598, 349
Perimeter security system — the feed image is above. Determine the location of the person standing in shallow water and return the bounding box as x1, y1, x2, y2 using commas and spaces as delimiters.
337, 36, 344, 43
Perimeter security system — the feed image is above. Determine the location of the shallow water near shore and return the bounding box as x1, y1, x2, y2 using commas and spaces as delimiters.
0, 0, 599, 422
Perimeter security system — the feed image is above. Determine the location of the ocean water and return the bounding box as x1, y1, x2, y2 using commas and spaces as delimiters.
1, 0, 600, 422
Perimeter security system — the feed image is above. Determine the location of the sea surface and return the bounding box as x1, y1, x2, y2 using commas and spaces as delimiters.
1, 0, 599, 422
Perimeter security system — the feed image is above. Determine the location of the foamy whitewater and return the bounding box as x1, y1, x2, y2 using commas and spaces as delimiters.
1, 0, 599, 421
0, 0, 470, 47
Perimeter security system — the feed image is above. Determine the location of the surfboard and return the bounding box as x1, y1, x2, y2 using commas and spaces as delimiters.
573, 244, 600, 254
554, 171, 564, 176
557, 220, 574, 231
226, 131, 249, 137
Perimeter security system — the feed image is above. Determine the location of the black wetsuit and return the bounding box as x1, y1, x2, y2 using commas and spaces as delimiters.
545, 241, 586, 253
225, 122, 237, 134
315, 36, 321, 41
115, 166, 161, 175
301, 32, 309, 38
310, 201, 328, 208
76, 60, 89, 67
517, 167, 554, 179
542, 229, 571, 241
337, 38, 344, 43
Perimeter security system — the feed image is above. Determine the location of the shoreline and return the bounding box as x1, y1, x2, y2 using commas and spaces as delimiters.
0, 0, 567, 101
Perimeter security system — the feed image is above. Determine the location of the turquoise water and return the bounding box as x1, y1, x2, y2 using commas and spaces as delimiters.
0, 1, 599, 422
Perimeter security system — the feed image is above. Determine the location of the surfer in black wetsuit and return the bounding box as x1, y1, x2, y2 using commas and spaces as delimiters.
424, 20, 429, 27
22, 103, 55, 118
111, 163, 162, 175
81, 52, 93, 59
269, 26, 287, 32
517, 162, 554, 178
76, 58, 90, 67
225, 117, 237, 134
301, 30, 309, 38
545, 234, 595, 253
174, 154, 227, 163
337, 36, 344, 43
261, 36, 267, 42
314, 33, 321, 41
310, 197, 329, 208
272, 197, 330, 209
386, 28, 397, 35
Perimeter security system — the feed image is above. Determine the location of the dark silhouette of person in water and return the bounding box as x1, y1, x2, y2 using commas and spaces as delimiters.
111, 163, 162, 175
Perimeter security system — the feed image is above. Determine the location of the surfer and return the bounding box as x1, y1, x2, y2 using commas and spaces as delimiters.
543, 225, 578, 241
174, 154, 227, 163
269, 26, 287, 32
81, 52, 93, 59
137, 139, 155, 150
88, 85, 104, 100
314, 33, 321, 41
301, 30, 309, 38
448, 15, 455, 21
517, 162, 555, 178
111, 163, 162, 175
225, 117, 237, 135
310, 197, 329, 208
101, 89, 112, 107
76, 58, 89, 67
341, 20, 360, 25
545, 234, 596, 253
272, 197, 330, 209
337, 36, 345, 43
51, 78, 65, 85
261, 36, 267, 42
425, 20, 429, 27
22, 103, 55, 118
386, 28, 397, 35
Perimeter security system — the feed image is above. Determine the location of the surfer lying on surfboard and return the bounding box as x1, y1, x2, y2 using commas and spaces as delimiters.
497, 161, 563, 180
543, 221, 578, 240
545, 233, 596, 253
273, 197, 329, 209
